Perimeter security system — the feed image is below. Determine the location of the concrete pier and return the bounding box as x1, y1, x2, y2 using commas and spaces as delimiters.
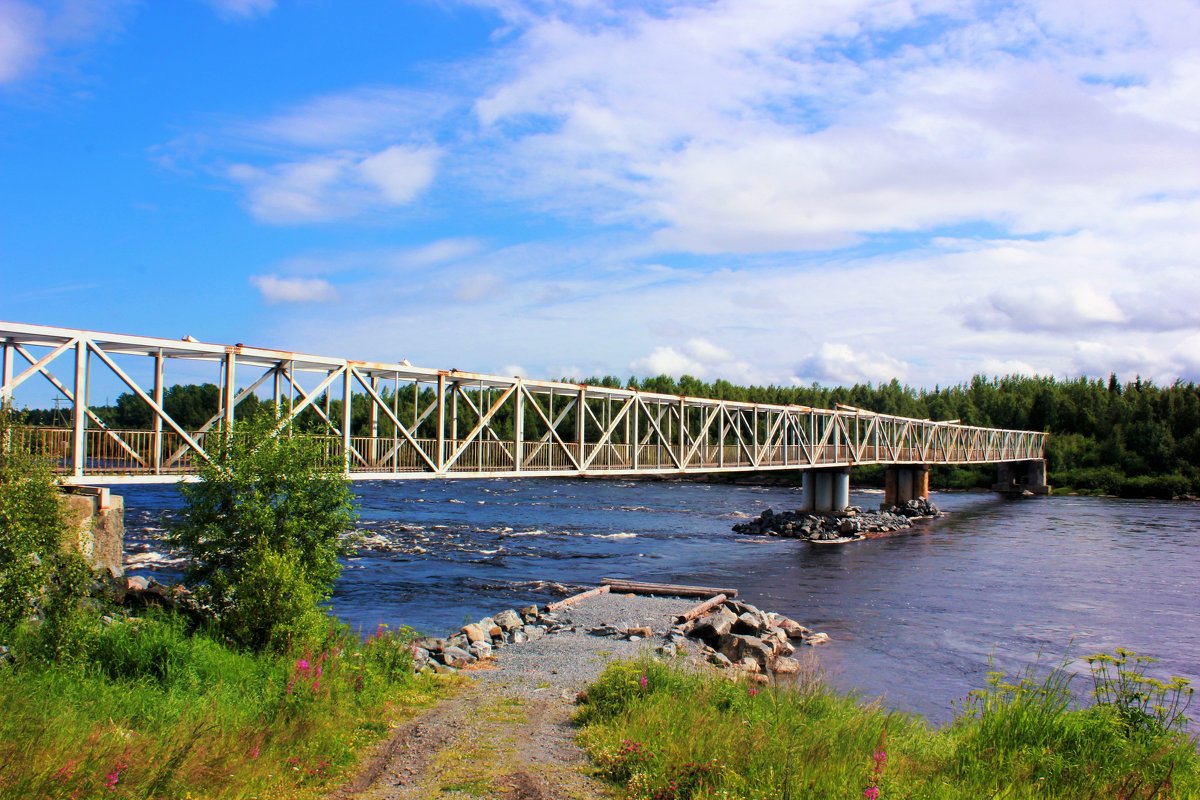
884, 465, 930, 507
993, 459, 1051, 495
804, 468, 852, 514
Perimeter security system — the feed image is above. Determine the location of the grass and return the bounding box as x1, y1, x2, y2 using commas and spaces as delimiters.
577, 655, 1199, 800
0, 614, 450, 799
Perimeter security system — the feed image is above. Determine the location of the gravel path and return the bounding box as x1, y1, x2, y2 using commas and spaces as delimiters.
333, 592, 698, 800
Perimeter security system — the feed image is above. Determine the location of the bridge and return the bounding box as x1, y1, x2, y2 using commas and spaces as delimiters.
1, 321, 1049, 511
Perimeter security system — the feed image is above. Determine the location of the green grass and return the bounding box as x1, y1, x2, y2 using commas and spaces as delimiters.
577, 656, 1199, 800
0, 614, 450, 799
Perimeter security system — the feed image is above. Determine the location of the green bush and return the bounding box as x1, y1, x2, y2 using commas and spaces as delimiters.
0, 409, 84, 634
168, 415, 357, 652
1118, 473, 1193, 500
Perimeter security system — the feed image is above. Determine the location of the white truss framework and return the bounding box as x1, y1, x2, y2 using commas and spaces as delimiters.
0, 322, 1047, 485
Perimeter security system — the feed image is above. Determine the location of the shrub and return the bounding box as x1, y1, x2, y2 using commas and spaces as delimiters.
1117, 473, 1193, 500
168, 415, 357, 652
0, 408, 81, 632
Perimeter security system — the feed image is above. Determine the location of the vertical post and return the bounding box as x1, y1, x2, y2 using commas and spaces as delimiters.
678, 398, 686, 468
0, 338, 11, 406
718, 405, 725, 468
450, 382, 458, 448
152, 350, 164, 475
436, 373, 446, 472
342, 367, 353, 474
514, 379, 524, 472
272, 363, 282, 415
222, 351, 236, 432
369, 375, 380, 468
577, 387, 586, 468
801, 471, 815, 512
632, 396, 639, 470
72, 339, 88, 477
752, 407, 759, 465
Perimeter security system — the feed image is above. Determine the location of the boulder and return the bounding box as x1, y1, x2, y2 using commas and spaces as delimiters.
494, 609, 523, 631
802, 632, 831, 646
770, 656, 801, 674
461, 623, 488, 643
732, 611, 768, 636
735, 657, 761, 674
708, 651, 732, 669
775, 617, 811, 640
625, 626, 653, 639
469, 641, 493, 659
442, 645, 476, 666
522, 625, 545, 642
692, 607, 737, 642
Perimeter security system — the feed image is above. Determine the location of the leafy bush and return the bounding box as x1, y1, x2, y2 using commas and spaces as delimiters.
0, 409, 84, 634
168, 415, 357, 652
1118, 473, 1193, 500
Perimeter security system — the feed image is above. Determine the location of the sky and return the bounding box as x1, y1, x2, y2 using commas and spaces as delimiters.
2, 0, 1199, 392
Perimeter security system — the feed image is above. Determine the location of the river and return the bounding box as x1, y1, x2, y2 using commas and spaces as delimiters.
119, 479, 1200, 726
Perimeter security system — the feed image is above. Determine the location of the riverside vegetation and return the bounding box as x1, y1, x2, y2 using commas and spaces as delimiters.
578, 653, 1197, 800
20, 371, 1199, 500
0, 411, 448, 800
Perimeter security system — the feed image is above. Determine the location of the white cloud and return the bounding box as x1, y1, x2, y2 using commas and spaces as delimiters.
794, 343, 909, 386
0, 1, 43, 83
228, 145, 441, 223
250, 274, 339, 304
0, 0, 132, 86
630, 338, 758, 382
204, 0, 275, 21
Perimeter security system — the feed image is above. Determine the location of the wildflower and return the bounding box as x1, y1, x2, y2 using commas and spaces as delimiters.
863, 787, 880, 800
873, 749, 887, 770
638, 674, 648, 689
248, 744, 260, 760
748, 688, 759, 697
296, 658, 311, 673
105, 761, 128, 791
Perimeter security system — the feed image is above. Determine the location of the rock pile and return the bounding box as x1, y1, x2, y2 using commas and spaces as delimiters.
732, 499, 940, 541
667, 597, 828, 677
411, 605, 569, 674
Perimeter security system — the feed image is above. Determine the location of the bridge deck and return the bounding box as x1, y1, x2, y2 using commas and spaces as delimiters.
1, 321, 1046, 485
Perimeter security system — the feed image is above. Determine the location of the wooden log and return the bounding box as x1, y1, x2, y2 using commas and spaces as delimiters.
676, 593, 728, 623
546, 584, 610, 611
599, 578, 739, 599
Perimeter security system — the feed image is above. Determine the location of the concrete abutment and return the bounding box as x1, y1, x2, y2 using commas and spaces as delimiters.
801, 468, 852, 514
60, 487, 125, 577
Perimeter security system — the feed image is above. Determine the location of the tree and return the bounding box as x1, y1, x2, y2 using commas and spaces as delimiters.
169, 415, 357, 652
0, 409, 93, 656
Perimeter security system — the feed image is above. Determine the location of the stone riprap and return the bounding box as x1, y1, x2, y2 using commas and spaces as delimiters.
414, 591, 828, 681
732, 499, 941, 541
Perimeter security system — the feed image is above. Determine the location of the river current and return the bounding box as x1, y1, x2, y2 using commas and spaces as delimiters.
119, 479, 1200, 726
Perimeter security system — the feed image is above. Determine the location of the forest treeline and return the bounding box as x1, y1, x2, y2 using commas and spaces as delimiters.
16, 373, 1200, 498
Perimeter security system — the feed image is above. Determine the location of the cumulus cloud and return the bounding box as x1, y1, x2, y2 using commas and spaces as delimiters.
794, 343, 909, 387
228, 145, 441, 223
630, 338, 758, 382
471, 0, 1200, 252
250, 274, 339, 304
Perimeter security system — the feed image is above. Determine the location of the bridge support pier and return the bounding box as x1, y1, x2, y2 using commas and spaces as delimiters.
993, 459, 1051, 496
803, 468, 852, 514
884, 465, 930, 507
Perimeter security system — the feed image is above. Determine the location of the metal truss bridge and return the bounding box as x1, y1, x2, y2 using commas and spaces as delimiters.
1, 322, 1047, 486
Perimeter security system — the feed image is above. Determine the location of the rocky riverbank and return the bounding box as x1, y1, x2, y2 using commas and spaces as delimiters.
733, 498, 941, 541
409, 588, 827, 681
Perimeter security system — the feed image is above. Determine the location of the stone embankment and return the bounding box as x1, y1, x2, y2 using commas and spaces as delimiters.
733, 498, 941, 542
411, 590, 828, 681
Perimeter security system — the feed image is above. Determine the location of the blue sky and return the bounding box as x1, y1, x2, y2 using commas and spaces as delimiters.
3, 0, 1199, 391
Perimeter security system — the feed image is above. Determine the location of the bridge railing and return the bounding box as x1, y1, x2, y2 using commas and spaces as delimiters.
0, 320, 1047, 484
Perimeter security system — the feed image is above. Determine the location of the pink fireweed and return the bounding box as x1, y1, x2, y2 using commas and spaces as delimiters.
638, 674, 648, 689
863, 787, 880, 800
